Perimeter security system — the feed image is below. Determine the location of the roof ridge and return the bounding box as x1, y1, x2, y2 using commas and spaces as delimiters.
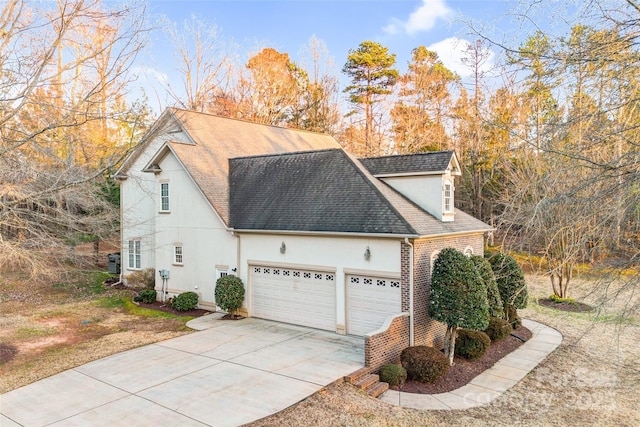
170, 107, 332, 137
230, 148, 341, 161
360, 150, 453, 160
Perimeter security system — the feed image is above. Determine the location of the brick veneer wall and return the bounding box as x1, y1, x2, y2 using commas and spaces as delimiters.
413, 234, 485, 348
364, 234, 485, 370
364, 313, 410, 371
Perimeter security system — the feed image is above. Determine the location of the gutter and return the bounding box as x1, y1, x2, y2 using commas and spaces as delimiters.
405, 237, 414, 346
229, 228, 419, 240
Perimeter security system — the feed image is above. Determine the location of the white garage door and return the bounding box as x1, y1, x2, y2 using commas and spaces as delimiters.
347, 274, 402, 336
250, 265, 336, 331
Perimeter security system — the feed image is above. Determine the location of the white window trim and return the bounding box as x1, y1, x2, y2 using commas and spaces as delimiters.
128, 239, 141, 270
443, 179, 453, 213
160, 181, 170, 213
173, 245, 184, 266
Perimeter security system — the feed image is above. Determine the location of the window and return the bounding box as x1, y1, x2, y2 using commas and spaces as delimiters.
444, 181, 453, 213
174, 245, 183, 265
160, 182, 170, 212
464, 246, 474, 257
128, 240, 141, 269
430, 250, 440, 273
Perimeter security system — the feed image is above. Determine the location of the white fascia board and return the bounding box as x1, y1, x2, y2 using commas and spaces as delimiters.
230, 228, 419, 240
374, 171, 444, 178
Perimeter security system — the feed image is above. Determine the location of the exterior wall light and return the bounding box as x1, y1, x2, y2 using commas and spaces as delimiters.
280, 241, 286, 254
364, 246, 371, 261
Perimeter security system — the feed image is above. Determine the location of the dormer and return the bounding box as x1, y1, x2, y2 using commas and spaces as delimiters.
359, 151, 461, 222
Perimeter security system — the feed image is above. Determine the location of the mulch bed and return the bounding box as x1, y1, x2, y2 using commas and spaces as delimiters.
138, 300, 212, 317
537, 298, 594, 313
394, 326, 532, 394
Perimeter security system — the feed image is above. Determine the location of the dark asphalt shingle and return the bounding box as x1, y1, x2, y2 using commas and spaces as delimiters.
229, 149, 417, 234
360, 151, 455, 176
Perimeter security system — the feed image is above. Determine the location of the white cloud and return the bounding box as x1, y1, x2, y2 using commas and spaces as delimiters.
428, 37, 495, 78
384, 0, 453, 35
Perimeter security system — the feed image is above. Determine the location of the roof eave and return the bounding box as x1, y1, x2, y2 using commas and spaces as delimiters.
230, 228, 419, 239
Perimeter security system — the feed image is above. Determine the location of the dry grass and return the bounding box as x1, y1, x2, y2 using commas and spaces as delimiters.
2, 268, 638, 426
0, 270, 194, 393
246, 273, 640, 427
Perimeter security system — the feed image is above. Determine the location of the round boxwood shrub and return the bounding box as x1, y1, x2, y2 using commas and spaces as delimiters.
484, 316, 512, 341
171, 291, 199, 311
454, 329, 491, 360
379, 364, 407, 387
215, 275, 245, 316
400, 346, 449, 383
138, 289, 157, 304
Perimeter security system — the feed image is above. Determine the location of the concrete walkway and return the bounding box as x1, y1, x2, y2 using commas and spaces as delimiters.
380, 319, 562, 410
0, 315, 363, 427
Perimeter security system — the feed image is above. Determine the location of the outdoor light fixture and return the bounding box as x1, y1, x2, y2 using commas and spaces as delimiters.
364, 246, 371, 261
280, 241, 286, 254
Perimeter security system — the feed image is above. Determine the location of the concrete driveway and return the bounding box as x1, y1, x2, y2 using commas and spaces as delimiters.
0, 315, 364, 427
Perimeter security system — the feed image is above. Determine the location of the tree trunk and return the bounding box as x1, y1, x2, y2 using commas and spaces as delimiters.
443, 325, 457, 366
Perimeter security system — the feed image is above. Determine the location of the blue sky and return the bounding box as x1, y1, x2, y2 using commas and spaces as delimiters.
138, 0, 544, 111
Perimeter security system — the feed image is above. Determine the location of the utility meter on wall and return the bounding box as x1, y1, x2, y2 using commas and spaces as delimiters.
159, 269, 170, 279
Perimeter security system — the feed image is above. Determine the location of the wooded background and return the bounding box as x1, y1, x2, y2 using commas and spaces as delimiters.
1, 0, 638, 301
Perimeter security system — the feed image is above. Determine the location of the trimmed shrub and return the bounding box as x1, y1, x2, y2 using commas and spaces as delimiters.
400, 346, 449, 383
215, 275, 245, 316
138, 289, 157, 304
379, 364, 407, 387
430, 248, 489, 365
171, 291, 199, 311
506, 304, 522, 330
488, 252, 528, 315
455, 329, 491, 360
471, 255, 504, 319
126, 268, 155, 289
484, 316, 512, 341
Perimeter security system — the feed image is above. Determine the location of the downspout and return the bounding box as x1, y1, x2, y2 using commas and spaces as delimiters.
405, 237, 414, 346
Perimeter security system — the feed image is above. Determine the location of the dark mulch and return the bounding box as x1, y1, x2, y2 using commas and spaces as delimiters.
538, 298, 594, 313
394, 326, 532, 394
138, 300, 212, 317
221, 313, 245, 320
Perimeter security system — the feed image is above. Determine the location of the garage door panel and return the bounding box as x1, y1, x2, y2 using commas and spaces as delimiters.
347, 274, 401, 336
251, 266, 335, 331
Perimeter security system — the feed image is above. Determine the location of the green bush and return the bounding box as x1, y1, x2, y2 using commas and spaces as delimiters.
429, 248, 489, 331
471, 255, 504, 319
549, 294, 576, 304
455, 329, 491, 360
400, 346, 449, 383
170, 291, 199, 311
379, 364, 407, 387
506, 304, 522, 330
488, 252, 528, 315
138, 289, 157, 304
215, 275, 245, 316
484, 316, 512, 341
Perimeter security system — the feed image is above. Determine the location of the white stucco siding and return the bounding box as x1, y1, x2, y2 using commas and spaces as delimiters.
382, 175, 444, 220
153, 152, 237, 307
239, 233, 401, 333
120, 135, 173, 276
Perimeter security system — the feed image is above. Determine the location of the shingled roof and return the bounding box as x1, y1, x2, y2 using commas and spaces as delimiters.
147, 109, 340, 224
359, 151, 458, 176
229, 149, 492, 237
229, 149, 416, 234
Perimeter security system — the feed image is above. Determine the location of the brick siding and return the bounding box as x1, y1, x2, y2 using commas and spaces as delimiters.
364, 313, 410, 371
413, 234, 485, 348
364, 233, 485, 370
